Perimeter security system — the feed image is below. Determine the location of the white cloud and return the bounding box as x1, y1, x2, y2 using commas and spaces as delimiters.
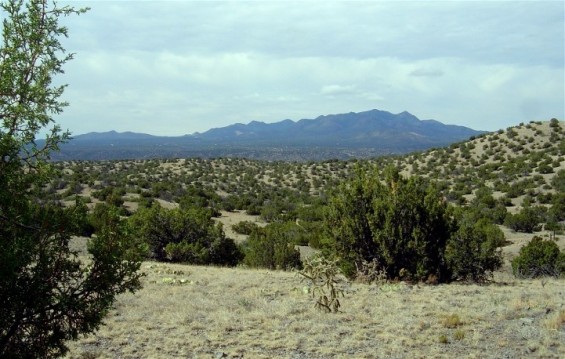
50, 0, 563, 135
320, 85, 358, 96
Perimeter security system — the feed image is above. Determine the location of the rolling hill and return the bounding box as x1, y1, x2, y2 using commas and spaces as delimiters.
53, 119, 565, 359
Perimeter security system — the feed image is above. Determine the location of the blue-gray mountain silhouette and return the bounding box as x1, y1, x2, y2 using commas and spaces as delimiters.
55, 109, 484, 161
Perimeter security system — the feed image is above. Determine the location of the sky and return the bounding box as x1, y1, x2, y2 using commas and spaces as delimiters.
44, 0, 565, 136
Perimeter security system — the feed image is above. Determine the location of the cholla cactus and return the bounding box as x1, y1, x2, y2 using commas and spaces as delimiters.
298, 256, 345, 313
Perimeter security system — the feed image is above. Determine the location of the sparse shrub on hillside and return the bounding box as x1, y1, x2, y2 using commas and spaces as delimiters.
549, 192, 565, 221
232, 220, 259, 235
129, 205, 242, 266
506, 129, 518, 139
445, 217, 503, 282
512, 236, 565, 278
537, 163, 554, 174
246, 203, 261, 216
243, 224, 302, 270
551, 169, 565, 192
504, 204, 545, 233
468, 186, 508, 224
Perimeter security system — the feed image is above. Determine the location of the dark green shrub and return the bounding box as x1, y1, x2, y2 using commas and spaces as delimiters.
179, 185, 222, 216
129, 206, 242, 266
467, 187, 508, 224
164, 234, 241, 266
88, 202, 121, 233
245, 203, 261, 216
243, 225, 302, 270
549, 192, 565, 221
552, 170, 565, 192
232, 220, 259, 235
512, 236, 565, 278
504, 205, 544, 233
325, 166, 455, 282
537, 164, 553, 174
446, 217, 503, 281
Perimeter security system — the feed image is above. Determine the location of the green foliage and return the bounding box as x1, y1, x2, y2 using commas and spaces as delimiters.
325, 166, 454, 282
88, 202, 120, 233
512, 236, 565, 278
445, 217, 503, 281
551, 169, 565, 193
129, 205, 242, 266
467, 186, 508, 224
325, 166, 506, 283
232, 220, 259, 235
504, 204, 544, 233
243, 224, 302, 270
0, 2, 146, 358
92, 186, 125, 207
548, 192, 565, 222
0, 201, 144, 359
179, 184, 221, 216
299, 256, 345, 313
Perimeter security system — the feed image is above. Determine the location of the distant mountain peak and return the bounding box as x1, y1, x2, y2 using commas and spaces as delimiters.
53, 109, 485, 161
75, 131, 156, 141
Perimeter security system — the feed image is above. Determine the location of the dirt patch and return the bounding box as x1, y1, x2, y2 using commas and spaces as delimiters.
214, 210, 265, 243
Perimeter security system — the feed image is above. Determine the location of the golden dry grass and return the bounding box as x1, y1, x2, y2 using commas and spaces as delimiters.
65, 248, 565, 359
214, 210, 266, 243
59, 120, 564, 358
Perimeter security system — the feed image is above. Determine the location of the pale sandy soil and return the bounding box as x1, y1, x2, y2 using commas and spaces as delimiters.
155, 199, 179, 210
499, 228, 565, 272
65, 234, 565, 359
214, 210, 265, 243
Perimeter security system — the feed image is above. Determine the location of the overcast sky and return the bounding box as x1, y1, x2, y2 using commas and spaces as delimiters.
50, 0, 565, 136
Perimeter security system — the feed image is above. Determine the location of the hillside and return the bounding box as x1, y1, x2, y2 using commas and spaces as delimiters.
50, 119, 565, 358
53, 119, 563, 209
394, 119, 564, 207
52, 109, 483, 161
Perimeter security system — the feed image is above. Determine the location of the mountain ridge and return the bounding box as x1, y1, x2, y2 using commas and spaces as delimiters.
58, 109, 484, 161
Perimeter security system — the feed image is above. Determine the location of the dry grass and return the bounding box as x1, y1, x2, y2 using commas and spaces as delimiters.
65, 254, 565, 359
214, 210, 266, 243
59, 121, 564, 358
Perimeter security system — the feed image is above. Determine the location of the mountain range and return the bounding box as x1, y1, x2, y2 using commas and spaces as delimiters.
53, 109, 484, 161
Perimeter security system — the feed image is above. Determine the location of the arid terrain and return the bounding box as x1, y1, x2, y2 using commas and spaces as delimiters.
65, 234, 564, 359
55, 120, 564, 358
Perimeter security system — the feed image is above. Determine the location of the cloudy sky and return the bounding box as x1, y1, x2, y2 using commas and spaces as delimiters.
51, 0, 564, 136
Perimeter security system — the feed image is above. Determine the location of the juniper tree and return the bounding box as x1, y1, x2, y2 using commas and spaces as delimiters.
0, 1, 144, 357
325, 165, 454, 281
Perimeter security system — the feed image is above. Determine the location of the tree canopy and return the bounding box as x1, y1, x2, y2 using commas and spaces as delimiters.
325, 165, 503, 282
0, 1, 144, 357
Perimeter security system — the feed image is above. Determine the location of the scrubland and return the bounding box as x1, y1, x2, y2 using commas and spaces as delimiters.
57, 120, 564, 358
